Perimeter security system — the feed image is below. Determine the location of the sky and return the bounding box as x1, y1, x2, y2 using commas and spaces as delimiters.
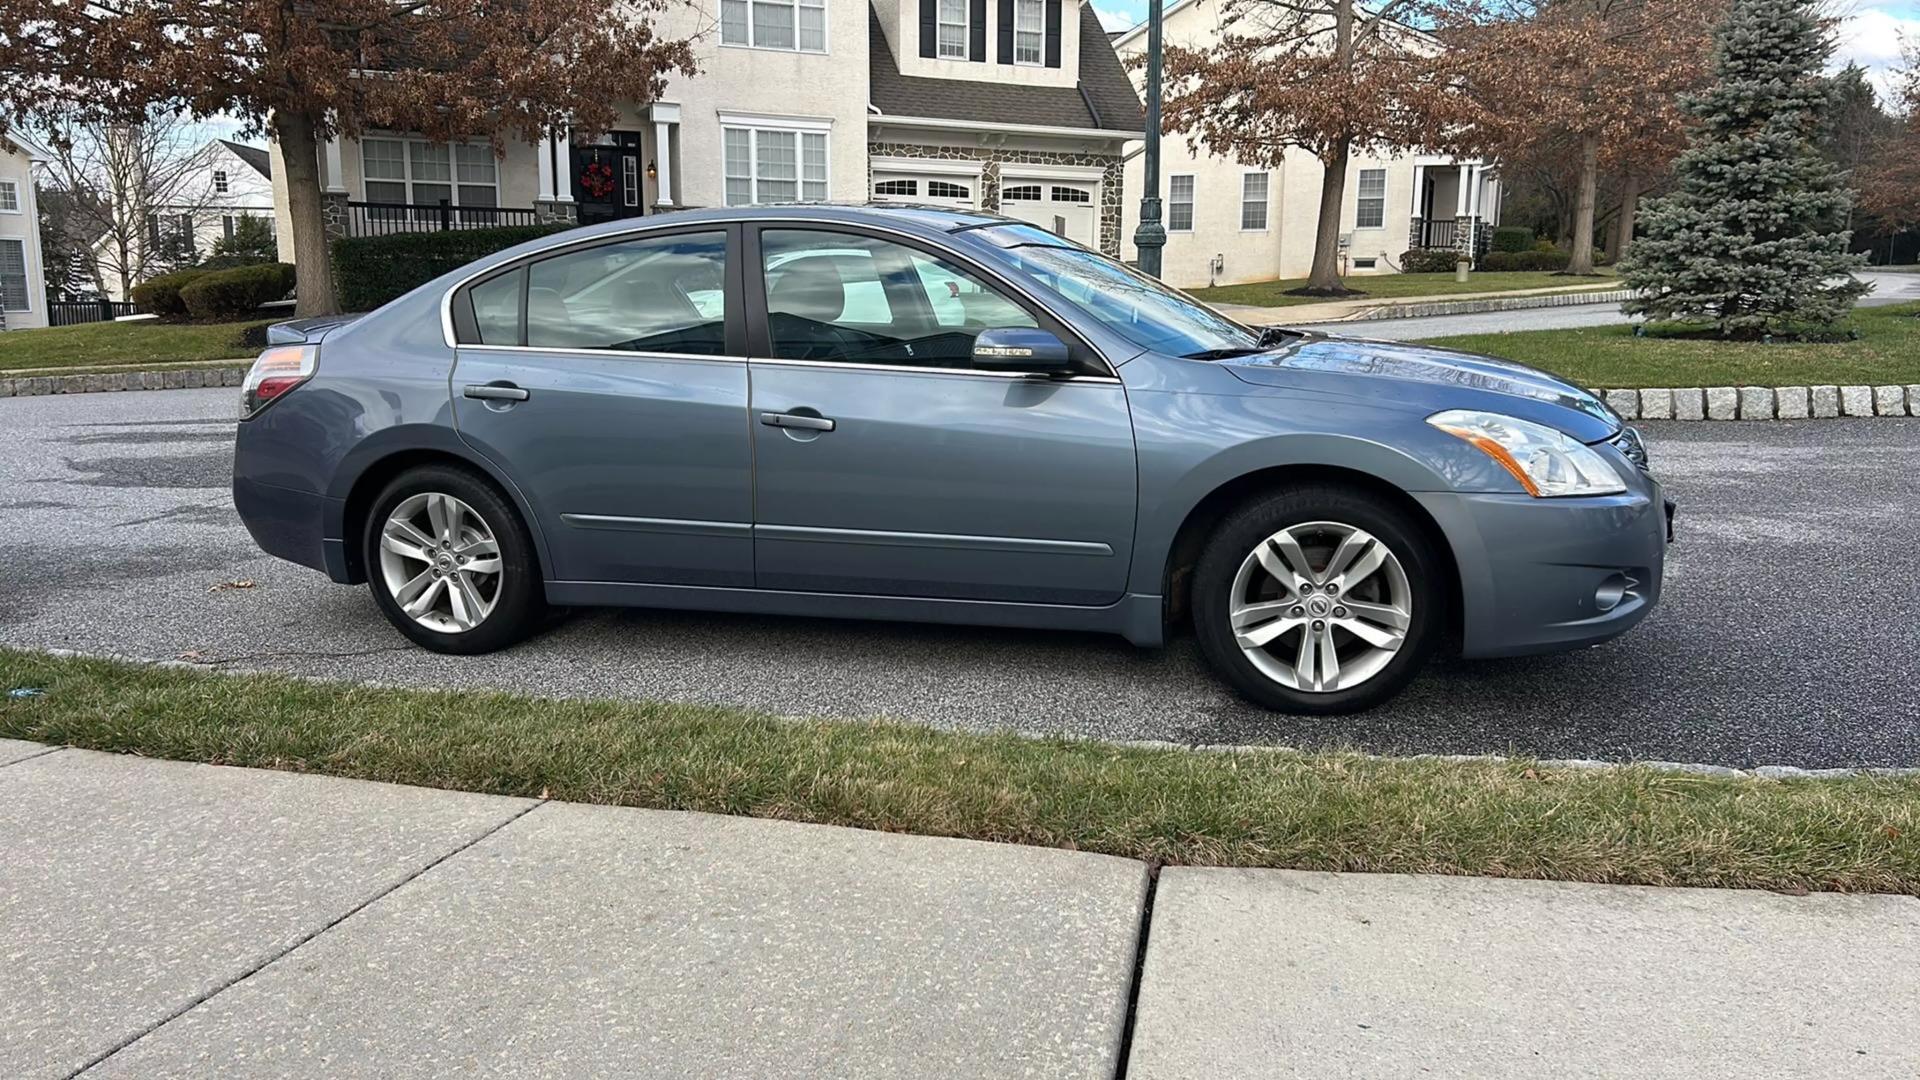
1093, 0, 1918, 104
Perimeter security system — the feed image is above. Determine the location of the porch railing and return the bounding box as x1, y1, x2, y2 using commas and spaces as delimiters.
1412, 217, 1459, 250
47, 299, 143, 327
344, 200, 542, 237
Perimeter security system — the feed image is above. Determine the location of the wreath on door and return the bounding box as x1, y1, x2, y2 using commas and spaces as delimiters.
579, 161, 617, 199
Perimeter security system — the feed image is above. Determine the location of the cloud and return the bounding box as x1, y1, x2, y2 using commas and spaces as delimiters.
1835, 6, 1919, 66
1091, 3, 1144, 32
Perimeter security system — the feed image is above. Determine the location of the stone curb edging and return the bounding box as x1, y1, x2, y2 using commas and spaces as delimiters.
18, 646, 1918, 783
1306, 288, 1638, 324
1597, 384, 1920, 421
0, 365, 249, 398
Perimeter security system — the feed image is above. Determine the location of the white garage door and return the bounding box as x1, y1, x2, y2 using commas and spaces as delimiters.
998, 179, 1097, 247
871, 172, 978, 209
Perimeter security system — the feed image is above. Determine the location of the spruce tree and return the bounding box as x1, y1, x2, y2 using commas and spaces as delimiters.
1621, 0, 1867, 335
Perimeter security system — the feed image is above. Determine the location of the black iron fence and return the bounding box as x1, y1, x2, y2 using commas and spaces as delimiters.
344, 200, 542, 237
1412, 218, 1460, 250
47, 299, 143, 327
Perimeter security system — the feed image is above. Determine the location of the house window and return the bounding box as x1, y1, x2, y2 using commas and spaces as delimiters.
720, 0, 826, 52
213, 170, 229, 194
0, 239, 27, 310
1241, 172, 1269, 230
1002, 184, 1042, 201
223, 215, 236, 239
0, 180, 21, 212
937, 0, 969, 58
1355, 168, 1386, 229
1353, 257, 1377, 269
1014, 0, 1045, 64
875, 179, 918, 196
928, 180, 971, 199
723, 127, 828, 206
1167, 175, 1195, 231
362, 138, 497, 215
1051, 186, 1091, 203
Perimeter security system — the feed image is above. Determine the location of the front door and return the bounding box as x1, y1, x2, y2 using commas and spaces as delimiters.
745, 226, 1137, 606
449, 226, 753, 586
572, 135, 647, 226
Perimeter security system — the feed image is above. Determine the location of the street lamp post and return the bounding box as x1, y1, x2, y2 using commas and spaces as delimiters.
1132, 0, 1166, 278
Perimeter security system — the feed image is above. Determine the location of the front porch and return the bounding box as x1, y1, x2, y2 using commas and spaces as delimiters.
311, 102, 688, 241
1406, 160, 1499, 263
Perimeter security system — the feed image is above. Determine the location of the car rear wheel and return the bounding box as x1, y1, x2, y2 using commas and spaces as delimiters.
365, 465, 546, 654
1193, 485, 1442, 714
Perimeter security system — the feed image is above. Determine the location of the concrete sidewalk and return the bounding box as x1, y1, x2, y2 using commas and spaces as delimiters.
3, 743, 1917, 1078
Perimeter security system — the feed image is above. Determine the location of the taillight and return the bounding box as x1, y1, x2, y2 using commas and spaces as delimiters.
241, 345, 317, 419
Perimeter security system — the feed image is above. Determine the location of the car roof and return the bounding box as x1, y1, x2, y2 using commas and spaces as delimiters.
552, 202, 1054, 246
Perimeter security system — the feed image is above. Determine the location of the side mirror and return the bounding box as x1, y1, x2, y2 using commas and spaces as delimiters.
971, 327, 1073, 373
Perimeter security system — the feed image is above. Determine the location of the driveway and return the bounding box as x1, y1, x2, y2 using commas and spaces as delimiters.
1295, 268, 1920, 339
2, 387, 1917, 768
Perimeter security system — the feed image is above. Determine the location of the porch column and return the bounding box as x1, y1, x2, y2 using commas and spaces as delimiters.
1455, 163, 1471, 218
649, 102, 681, 207
1409, 162, 1426, 249
321, 134, 347, 194
537, 128, 572, 203
1410, 163, 1425, 215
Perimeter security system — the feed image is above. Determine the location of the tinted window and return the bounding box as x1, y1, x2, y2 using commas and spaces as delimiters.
1001, 244, 1258, 357
468, 269, 523, 345
524, 231, 728, 354
760, 230, 1036, 368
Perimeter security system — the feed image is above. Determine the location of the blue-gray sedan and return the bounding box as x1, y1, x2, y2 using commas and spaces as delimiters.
233, 205, 1669, 713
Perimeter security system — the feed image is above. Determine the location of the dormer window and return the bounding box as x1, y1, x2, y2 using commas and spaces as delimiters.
937, 0, 969, 58
1013, 0, 1044, 64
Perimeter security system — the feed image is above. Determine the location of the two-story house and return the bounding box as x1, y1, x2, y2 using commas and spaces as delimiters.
0, 130, 52, 331
1111, 0, 1501, 289
94, 138, 278, 302
271, 0, 1142, 264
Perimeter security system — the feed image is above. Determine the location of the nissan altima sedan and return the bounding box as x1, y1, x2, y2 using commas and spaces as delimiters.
233, 204, 1669, 714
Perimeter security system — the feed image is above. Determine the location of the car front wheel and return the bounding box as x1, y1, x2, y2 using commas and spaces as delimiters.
1193, 485, 1442, 714
364, 465, 546, 654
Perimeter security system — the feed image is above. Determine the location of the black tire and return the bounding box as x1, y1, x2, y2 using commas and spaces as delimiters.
1192, 484, 1443, 715
363, 464, 547, 654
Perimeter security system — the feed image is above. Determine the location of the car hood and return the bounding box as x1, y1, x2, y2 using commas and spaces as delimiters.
1219, 333, 1620, 442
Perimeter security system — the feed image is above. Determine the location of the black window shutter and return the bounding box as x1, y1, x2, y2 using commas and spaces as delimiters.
970, 0, 987, 60
998, 0, 1014, 63
1045, 0, 1062, 67
920, 0, 937, 58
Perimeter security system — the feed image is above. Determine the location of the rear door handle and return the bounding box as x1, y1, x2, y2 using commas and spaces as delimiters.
464, 383, 530, 402
759, 411, 835, 432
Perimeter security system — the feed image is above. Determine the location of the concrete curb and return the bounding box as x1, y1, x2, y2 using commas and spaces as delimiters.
1315, 287, 1638, 324
1599, 384, 1919, 421
17, 646, 1918, 782
0, 365, 248, 397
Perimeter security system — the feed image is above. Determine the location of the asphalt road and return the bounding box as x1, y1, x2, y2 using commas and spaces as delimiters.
1305, 268, 1920, 340
3, 387, 1917, 768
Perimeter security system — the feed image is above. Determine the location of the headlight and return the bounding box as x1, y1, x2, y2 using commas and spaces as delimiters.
1427, 409, 1626, 497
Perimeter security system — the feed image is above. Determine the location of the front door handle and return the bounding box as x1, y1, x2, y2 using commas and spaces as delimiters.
759, 411, 836, 432
464, 383, 530, 402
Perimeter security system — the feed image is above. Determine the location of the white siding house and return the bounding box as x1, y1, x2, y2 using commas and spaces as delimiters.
0, 131, 51, 331
1111, 0, 1500, 289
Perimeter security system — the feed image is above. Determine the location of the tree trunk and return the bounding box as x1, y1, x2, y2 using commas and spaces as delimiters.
1306, 142, 1351, 292
276, 110, 342, 317
1567, 132, 1600, 275
1612, 173, 1640, 259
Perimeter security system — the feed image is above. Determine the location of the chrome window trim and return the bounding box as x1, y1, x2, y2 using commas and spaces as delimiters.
439, 214, 1120, 377
457, 343, 745, 365
748, 355, 1121, 383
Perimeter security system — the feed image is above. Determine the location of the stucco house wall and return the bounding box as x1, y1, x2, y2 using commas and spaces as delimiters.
0, 134, 50, 331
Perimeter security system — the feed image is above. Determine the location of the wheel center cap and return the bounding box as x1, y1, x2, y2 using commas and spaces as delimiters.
436, 553, 455, 571
1307, 596, 1332, 618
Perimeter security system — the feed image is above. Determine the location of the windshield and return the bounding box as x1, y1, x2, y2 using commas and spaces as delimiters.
995, 243, 1261, 356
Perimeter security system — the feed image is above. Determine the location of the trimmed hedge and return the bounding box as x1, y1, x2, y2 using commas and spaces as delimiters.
1491, 226, 1535, 253
1479, 249, 1573, 271
332, 224, 573, 312
179, 263, 297, 320
1399, 249, 1461, 274
129, 269, 211, 318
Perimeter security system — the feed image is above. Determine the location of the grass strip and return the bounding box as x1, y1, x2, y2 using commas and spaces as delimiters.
0, 319, 270, 371
1419, 301, 1920, 389
2, 647, 1914, 894
1194, 270, 1617, 308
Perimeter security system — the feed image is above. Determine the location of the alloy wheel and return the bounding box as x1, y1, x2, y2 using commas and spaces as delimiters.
377, 492, 503, 633
1227, 520, 1413, 693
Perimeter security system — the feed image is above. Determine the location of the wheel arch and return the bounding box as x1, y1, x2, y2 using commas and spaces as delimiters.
332, 439, 552, 586
1159, 463, 1463, 645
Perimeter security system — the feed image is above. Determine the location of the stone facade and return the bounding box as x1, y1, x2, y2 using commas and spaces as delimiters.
868, 141, 1126, 258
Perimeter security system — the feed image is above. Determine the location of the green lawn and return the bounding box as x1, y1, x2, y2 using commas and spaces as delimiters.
0, 318, 271, 372
2, 648, 1915, 894
1419, 301, 1920, 388
1195, 270, 1618, 308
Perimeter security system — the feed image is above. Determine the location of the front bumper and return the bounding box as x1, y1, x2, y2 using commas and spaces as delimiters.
1415, 479, 1669, 659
